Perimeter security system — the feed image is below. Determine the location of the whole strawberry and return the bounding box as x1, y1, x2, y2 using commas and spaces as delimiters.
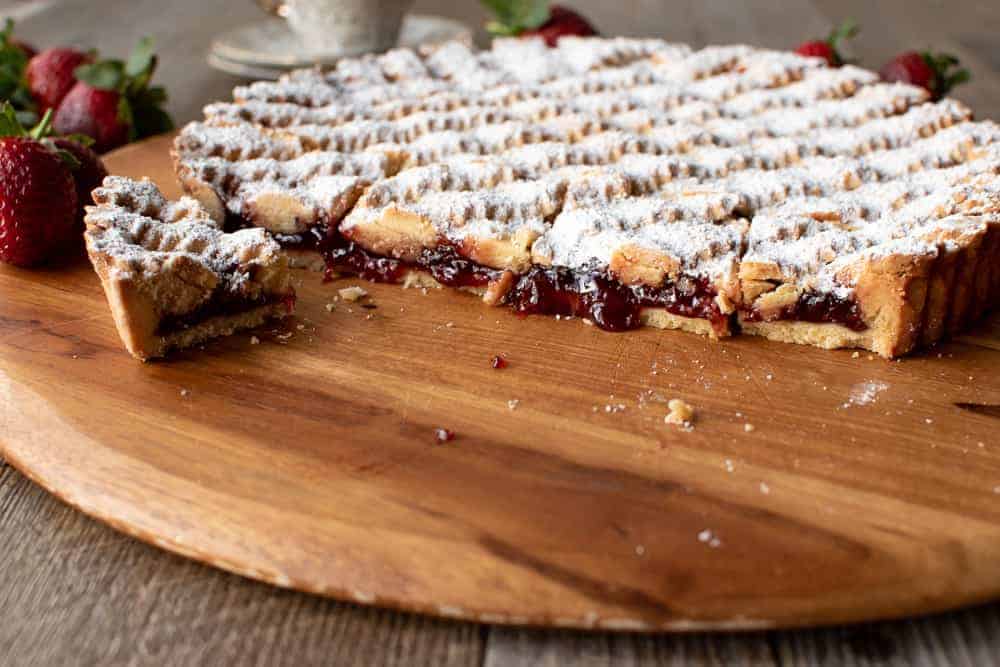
794, 19, 858, 67
26, 47, 93, 112
54, 85, 128, 153
53, 37, 173, 153
483, 1, 597, 46
880, 51, 970, 100
0, 105, 79, 267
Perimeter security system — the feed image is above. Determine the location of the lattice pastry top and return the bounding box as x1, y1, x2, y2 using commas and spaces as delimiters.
173, 36, 1000, 312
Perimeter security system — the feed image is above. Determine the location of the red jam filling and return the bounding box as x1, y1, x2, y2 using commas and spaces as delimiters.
231, 217, 863, 335
741, 290, 867, 331
156, 292, 295, 337
507, 267, 726, 333
249, 219, 728, 333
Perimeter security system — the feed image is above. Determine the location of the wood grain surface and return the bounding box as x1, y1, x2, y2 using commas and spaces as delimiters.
3, 131, 1000, 633
3, 0, 1000, 663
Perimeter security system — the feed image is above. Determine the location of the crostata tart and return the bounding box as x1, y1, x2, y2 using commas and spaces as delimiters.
85, 176, 295, 360
96, 36, 1000, 358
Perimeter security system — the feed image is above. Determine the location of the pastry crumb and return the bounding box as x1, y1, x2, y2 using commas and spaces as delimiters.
744, 423, 755, 433
665, 398, 694, 426
697, 529, 721, 548
338, 286, 368, 302
759, 482, 770, 494
434, 428, 455, 443
507, 399, 520, 410
250, 336, 260, 345
851, 351, 860, 358
325, 303, 336, 312
179, 389, 189, 397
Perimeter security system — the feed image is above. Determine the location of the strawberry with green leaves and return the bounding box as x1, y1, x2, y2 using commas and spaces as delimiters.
880, 51, 970, 101
482, 0, 597, 47
794, 19, 859, 67
53, 37, 173, 153
0, 104, 82, 266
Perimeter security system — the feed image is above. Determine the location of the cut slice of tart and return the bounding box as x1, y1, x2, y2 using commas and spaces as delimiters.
85, 176, 295, 361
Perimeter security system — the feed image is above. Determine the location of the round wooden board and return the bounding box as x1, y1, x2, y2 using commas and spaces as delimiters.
3, 135, 1000, 632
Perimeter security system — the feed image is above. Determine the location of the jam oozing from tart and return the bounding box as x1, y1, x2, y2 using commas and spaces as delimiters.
507, 267, 726, 333
320, 232, 502, 288
741, 289, 867, 331
228, 217, 728, 333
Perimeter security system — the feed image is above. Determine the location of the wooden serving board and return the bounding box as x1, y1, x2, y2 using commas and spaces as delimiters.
3, 135, 1000, 631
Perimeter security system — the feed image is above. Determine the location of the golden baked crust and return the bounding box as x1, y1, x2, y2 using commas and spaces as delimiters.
85, 177, 295, 360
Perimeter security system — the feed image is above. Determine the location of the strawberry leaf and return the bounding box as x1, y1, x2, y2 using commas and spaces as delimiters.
124, 36, 156, 78
75, 60, 126, 91
0, 19, 35, 116
52, 147, 80, 170
481, 0, 551, 34
0, 101, 26, 137
117, 95, 135, 140
920, 50, 971, 99
827, 18, 859, 46
63, 132, 95, 148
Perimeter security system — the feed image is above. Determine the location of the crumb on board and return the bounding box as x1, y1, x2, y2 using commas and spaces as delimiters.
665, 399, 694, 427
507, 399, 520, 410
697, 529, 721, 548
434, 428, 455, 443
338, 286, 368, 302
744, 423, 755, 433
250, 336, 260, 345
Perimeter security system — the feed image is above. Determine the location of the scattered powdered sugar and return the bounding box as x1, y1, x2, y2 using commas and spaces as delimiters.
843, 380, 890, 407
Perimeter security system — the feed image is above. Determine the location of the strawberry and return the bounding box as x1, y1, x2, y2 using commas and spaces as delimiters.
794, 19, 859, 67
0, 104, 79, 267
483, 1, 597, 46
522, 5, 597, 46
53, 84, 128, 153
880, 50, 970, 100
26, 47, 92, 112
52, 37, 173, 153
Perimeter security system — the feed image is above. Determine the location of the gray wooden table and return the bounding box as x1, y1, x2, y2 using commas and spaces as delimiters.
2, 0, 1000, 664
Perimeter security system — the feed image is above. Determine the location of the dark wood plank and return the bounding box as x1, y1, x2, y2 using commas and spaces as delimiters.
0, 457, 483, 667
483, 628, 777, 666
